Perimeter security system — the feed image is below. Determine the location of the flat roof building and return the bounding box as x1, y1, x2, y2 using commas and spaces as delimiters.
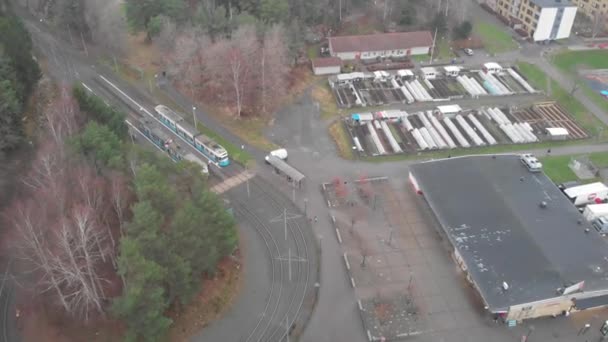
328, 31, 433, 61
409, 154, 608, 321
495, 0, 577, 41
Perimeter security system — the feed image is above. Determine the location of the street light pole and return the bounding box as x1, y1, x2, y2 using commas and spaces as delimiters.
192, 106, 197, 129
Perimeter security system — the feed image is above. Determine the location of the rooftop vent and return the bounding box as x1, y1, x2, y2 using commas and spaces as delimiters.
502, 281, 509, 291
539, 201, 548, 208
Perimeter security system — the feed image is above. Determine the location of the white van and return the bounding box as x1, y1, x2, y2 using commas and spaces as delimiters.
265, 148, 288, 164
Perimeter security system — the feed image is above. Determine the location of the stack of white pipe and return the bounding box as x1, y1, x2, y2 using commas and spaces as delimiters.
478, 71, 511, 95
466, 76, 488, 95
456, 115, 485, 146
419, 127, 437, 149
401, 117, 414, 131
350, 84, 363, 106
468, 114, 497, 145
493, 108, 511, 124
423, 78, 435, 89
399, 86, 415, 104
374, 120, 382, 130
444, 117, 470, 148
411, 128, 429, 150
500, 124, 522, 143
353, 137, 364, 152
380, 121, 403, 153
419, 112, 447, 149
507, 68, 535, 93
414, 79, 433, 100
457, 76, 475, 96
428, 112, 457, 149
405, 82, 423, 101
367, 122, 386, 154
514, 123, 538, 142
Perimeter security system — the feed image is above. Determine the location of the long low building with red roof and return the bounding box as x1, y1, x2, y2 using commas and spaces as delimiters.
328, 31, 433, 60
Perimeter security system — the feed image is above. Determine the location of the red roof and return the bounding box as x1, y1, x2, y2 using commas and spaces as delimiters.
329, 31, 433, 54
312, 57, 343, 68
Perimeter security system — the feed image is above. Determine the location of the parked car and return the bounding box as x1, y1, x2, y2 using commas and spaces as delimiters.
520, 153, 542, 172
463, 48, 474, 56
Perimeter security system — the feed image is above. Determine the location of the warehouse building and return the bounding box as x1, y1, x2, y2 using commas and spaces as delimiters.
328, 31, 433, 60
409, 155, 608, 321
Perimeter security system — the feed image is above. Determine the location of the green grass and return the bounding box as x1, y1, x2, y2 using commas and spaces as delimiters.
198, 126, 253, 167
473, 21, 518, 54
516, 62, 606, 136
551, 50, 608, 120
306, 44, 320, 60
553, 50, 608, 72
437, 38, 455, 59
590, 152, 608, 168
329, 121, 354, 160
539, 155, 579, 184
411, 54, 431, 63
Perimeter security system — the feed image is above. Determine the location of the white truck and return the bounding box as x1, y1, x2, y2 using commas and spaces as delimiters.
265, 148, 288, 164
583, 203, 608, 221
520, 153, 542, 172
564, 182, 608, 206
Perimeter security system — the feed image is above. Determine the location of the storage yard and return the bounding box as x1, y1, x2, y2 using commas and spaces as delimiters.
347, 102, 586, 156
329, 63, 537, 108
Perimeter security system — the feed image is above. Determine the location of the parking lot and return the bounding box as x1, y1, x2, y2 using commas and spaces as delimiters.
322, 175, 608, 342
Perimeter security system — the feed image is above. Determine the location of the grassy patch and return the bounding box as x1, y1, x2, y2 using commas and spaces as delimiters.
553, 50, 608, 71
312, 82, 343, 120
197, 125, 253, 167
539, 155, 579, 184
473, 21, 518, 54
590, 152, 608, 168
551, 50, 608, 118
307, 44, 320, 60
328, 121, 354, 160
516, 62, 606, 136
437, 38, 455, 59
411, 54, 431, 63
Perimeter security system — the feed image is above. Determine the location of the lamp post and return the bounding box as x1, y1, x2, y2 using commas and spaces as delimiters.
192, 106, 197, 129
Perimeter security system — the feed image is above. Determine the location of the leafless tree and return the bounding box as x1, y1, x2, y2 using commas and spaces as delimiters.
591, 11, 607, 39
259, 25, 290, 115
84, 0, 127, 56
205, 26, 259, 118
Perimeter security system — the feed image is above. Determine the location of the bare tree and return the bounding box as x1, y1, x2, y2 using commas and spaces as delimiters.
84, 0, 127, 56
260, 25, 290, 115
205, 26, 259, 118
591, 11, 607, 39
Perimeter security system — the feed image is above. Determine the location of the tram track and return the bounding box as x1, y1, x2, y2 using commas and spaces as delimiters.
249, 177, 312, 342
228, 175, 313, 342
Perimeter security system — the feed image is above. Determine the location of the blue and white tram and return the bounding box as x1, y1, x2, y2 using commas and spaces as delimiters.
154, 104, 230, 167
154, 104, 183, 132
194, 134, 230, 167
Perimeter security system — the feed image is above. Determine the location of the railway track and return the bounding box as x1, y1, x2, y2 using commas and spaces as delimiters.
85, 73, 317, 341
229, 176, 314, 342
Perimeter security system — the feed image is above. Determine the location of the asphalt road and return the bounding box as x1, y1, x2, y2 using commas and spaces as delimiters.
17, 8, 319, 342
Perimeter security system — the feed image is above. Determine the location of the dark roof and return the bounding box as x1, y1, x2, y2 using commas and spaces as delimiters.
312, 57, 343, 68
530, 0, 575, 8
410, 155, 608, 311
329, 31, 433, 54
266, 156, 305, 183
575, 294, 608, 310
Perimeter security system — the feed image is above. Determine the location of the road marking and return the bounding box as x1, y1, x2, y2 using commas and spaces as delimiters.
81, 82, 95, 95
